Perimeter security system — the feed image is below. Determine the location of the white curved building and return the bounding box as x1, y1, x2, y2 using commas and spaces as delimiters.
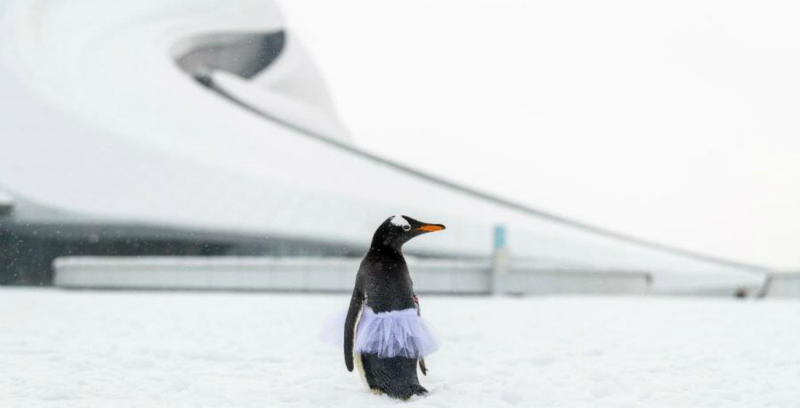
0, 0, 767, 293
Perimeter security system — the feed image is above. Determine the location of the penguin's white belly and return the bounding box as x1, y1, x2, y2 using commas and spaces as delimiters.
352, 306, 370, 389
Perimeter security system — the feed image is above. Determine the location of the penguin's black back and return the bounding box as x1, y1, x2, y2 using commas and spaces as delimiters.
359, 249, 416, 312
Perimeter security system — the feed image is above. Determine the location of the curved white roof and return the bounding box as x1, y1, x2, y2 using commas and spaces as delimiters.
0, 0, 766, 292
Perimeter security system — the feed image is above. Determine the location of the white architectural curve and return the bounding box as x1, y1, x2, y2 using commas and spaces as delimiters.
0, 0, 766, 293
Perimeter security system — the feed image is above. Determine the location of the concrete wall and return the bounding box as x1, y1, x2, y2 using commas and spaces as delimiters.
765, 273, 800, 298
503, 269, 651, 295
53, 256, 651, 295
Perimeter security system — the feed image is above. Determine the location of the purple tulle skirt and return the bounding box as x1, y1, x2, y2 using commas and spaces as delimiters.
320, 306, 440, 359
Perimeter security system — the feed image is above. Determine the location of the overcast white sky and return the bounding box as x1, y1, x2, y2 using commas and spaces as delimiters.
278, 0, 799, 270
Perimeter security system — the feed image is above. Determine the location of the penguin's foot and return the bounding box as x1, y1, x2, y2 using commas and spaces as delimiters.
381, 383, 427, 400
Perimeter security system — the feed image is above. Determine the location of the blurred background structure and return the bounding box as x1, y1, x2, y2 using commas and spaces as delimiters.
0, 0, 789, 297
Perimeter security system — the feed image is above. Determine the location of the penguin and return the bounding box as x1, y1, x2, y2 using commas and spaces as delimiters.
344, 215, 445, 400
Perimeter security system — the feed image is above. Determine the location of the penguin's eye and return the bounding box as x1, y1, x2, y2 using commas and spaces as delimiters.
402, 225, 411, 232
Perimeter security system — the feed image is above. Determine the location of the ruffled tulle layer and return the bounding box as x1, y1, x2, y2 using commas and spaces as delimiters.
355, 307, 439, 358
320, 306, 439, 358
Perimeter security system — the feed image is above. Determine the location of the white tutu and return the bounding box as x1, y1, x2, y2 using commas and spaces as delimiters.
320, 306, 440, 359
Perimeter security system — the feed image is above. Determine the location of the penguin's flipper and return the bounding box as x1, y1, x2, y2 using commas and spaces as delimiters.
344, 286, 364, 372
413, 294, 428, 375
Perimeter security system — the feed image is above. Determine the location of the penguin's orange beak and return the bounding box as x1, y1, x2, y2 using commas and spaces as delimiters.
417, 224, 445, 232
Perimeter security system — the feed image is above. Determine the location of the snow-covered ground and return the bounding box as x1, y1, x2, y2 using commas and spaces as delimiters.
2, 289, 798, 407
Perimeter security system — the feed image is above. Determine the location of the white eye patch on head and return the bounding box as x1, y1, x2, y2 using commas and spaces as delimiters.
390, 215, 411, 231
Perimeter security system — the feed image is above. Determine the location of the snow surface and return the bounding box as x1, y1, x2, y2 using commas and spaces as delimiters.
2, 289, 798, 407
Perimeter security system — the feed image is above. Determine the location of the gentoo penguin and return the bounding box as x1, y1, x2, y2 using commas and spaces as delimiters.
344, 215, 445, 400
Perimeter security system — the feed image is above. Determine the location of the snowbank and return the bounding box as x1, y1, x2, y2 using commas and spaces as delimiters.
1, 289, 797, 407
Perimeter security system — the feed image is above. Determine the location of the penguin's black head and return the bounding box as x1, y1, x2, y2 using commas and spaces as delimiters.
371, 215, 446, 250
